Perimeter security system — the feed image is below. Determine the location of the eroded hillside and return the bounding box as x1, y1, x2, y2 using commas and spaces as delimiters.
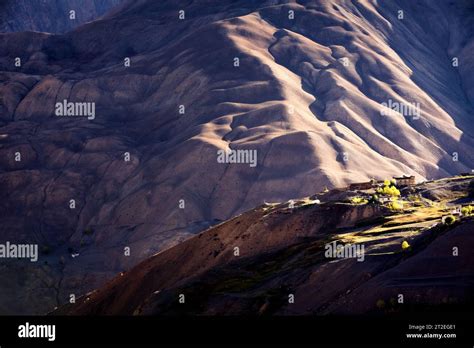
0, 0, 473, 314
56, 176, 474, 315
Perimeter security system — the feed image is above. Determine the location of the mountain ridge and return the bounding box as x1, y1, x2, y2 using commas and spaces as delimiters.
54, 175, 474, 315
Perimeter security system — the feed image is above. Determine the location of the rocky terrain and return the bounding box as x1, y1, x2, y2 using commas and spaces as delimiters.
0, 0, 473, 314
56, 175, 474, 315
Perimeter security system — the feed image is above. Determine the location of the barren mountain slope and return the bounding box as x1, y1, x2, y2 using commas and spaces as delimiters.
56, 176, 474, 315
0, 0, 473, 314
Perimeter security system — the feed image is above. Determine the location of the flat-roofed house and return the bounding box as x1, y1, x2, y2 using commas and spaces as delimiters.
393, 175, 415, 187
349, 179, 377, 191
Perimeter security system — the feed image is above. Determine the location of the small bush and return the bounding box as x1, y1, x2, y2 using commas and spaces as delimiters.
461, 205, 473, 216
351, 196, 368, 205
389, 200, 403, 210
401, 240, 410, 250
444, 215, 456, 225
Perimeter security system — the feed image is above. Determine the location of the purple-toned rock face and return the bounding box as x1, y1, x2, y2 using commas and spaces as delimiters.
0, 0, 474, 315
0, 0, 124, 33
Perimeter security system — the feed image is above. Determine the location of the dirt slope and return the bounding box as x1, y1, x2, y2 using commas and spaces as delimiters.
56, 176, 474, 315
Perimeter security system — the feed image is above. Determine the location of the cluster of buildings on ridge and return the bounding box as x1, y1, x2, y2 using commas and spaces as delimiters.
349, 175, 416, 191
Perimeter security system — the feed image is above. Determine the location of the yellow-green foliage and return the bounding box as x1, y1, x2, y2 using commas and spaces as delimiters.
388, 200, 403, 210
377, 180, 401, 197
444, 215, 456, 225
377, 185, 401, 197
351, 196, 368, 205
461, 205, 473, 216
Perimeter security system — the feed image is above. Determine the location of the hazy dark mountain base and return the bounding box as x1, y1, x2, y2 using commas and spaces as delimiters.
0, 0, 474, 314
0, 0, 124, 33
56, 176, 474, 315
